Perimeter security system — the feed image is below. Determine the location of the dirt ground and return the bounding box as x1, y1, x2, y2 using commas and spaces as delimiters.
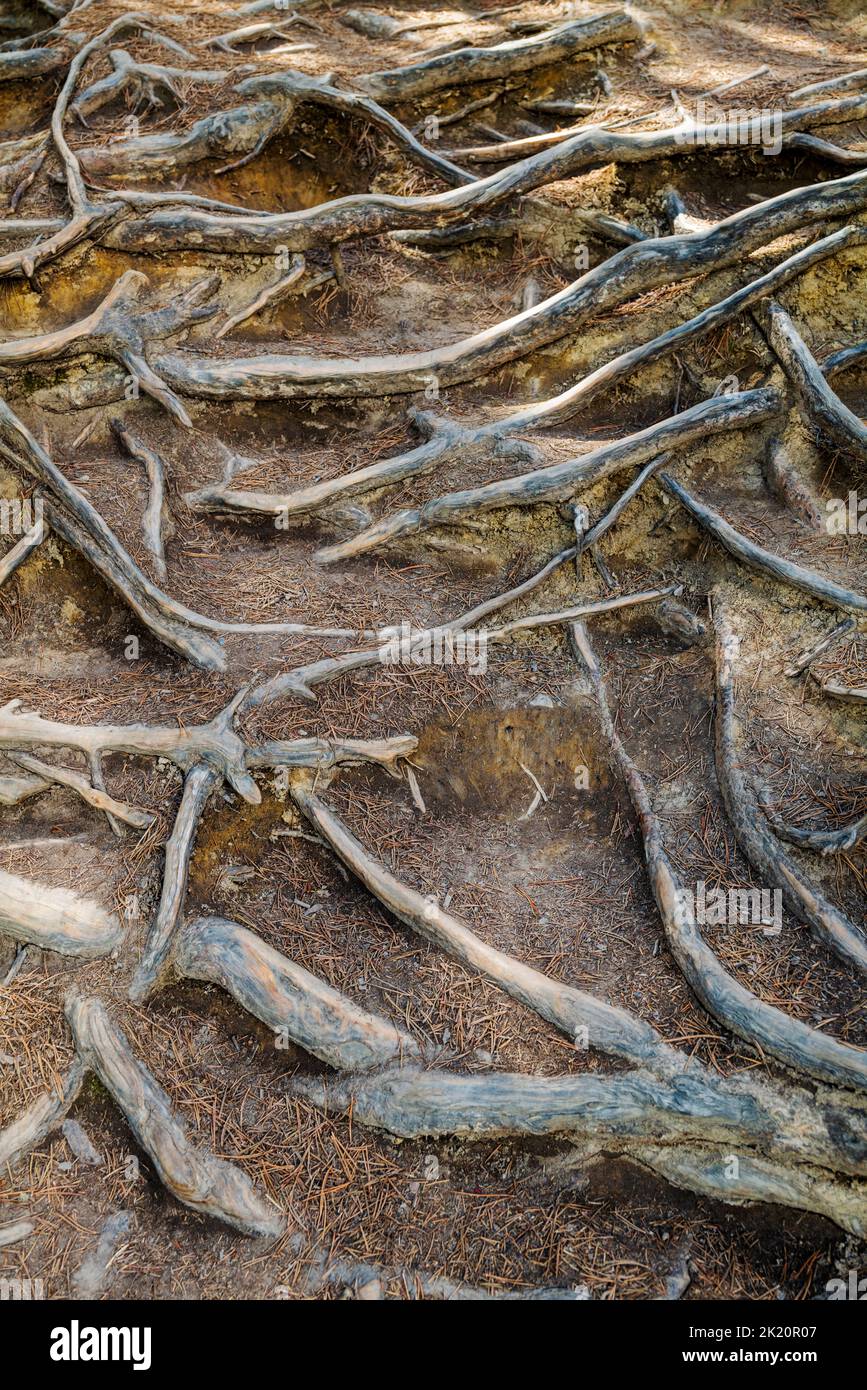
0, 0, 865, 1300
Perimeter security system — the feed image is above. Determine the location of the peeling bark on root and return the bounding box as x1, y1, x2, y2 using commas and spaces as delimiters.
65, 994, 284, 1237
567, 621, 867, 1092
317, 388, 779, 563
354, 12, 639, 101
100, 108, 867, 259
0, 867, 123, 958
176, 915, 422, 1072
712, 599, 867, 974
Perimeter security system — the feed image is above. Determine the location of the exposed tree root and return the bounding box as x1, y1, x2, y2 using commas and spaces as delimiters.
763, 300, 867, 466
65, 993, 284, 1236
567, 620, 867, 1091
0, 1057, 87, 1172
712, 599, 867, 974
138, 222, 865, 408
5, 750, 155, 830
755, 788, 867, 857
316, 389, 779, 564
660, 473, 867, 612
293, 1067, 867, 1235
129, 763, 218, 1002
0, 518, 45, 586
109, 418, 169, 583
0, 867, 123, 958
98, 105, 867, 259
175, 915, 422, 1072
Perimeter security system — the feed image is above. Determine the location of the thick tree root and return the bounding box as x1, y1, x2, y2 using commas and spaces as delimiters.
0, 694, 259, 803
0, 867, 123, 958
660, 473, 867, 612
316, 389, 779, 563
289, 781, 677, 1068
175, 915, 422, 1071
76, 68, 473, 188
99, 107, 867, 259
354, 12, 639, 101
293, 1067, 867, 1235
567, 620, 867, 1091
65, 994, 284, 1236
153, 223, 865, 407
712, 599, 867, 974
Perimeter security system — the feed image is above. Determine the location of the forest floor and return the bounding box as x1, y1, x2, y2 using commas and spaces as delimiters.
0, 0, 865, 1301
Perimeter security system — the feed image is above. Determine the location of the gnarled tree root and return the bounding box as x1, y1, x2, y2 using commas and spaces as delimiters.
660, 473, 867, 612
316, 388, 779, 563
65, 994, 284, 1237
293, 1067, 867, 1236
175, 915, 422, 1072
0, 867, 123, 958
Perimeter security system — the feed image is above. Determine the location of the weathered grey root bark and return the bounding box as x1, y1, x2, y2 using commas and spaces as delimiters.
712, 600, 867, 975
316, 388, 779, 563
660, 473, 867, 612
289, 782, 677, 1068
0, 696, 259, 803
5, 751, 155, 830
109, 418, 169, 583
293, 1068, 867, 1235
76, 67, 473, 188
153, 222, 864, 408
176, 915, 422, 1072
763, 300, 867, 466
129, 764, 218, 1002
755, 788, 867, 857
247, 587, 677, 706
354, 12, 639, 101
66, 994, 284, 1236
567, 621, 867, 1091
0, 1057, 87, 1171
0, 867, 123, 958
99, 106, 867, 259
